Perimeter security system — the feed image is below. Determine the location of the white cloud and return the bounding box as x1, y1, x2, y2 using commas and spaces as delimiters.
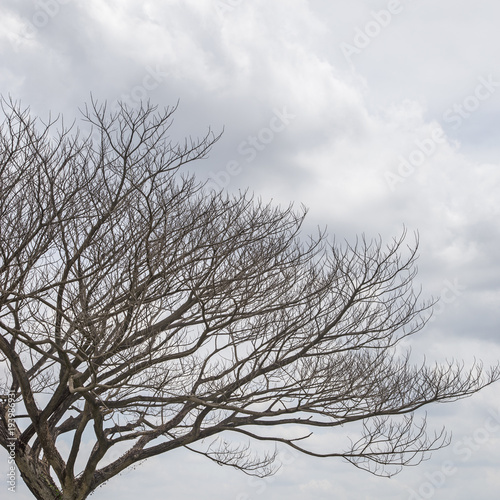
1, 1, 499, 499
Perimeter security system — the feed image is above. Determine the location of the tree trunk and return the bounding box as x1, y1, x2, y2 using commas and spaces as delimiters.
16, 453, 96, 500
15, 445, 63, 500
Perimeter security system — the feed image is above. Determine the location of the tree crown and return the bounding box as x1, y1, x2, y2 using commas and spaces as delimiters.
0, 98, 498, 499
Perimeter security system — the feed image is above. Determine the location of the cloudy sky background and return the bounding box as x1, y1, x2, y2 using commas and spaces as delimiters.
1, 0, 499, 498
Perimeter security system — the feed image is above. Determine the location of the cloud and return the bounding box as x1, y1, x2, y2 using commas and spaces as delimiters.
299, 478, 333, 493
1, 1, 499, 499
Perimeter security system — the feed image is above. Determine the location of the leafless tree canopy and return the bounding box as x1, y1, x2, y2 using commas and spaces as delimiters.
0, 98, 498, 500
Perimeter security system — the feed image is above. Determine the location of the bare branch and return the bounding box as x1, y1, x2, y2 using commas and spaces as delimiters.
0, 96, 498, 499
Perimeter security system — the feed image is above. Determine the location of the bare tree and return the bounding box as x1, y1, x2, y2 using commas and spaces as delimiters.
0, 97, 498, 500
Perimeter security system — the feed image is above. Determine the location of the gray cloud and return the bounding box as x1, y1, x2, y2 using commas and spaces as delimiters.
0, 1, 499, 498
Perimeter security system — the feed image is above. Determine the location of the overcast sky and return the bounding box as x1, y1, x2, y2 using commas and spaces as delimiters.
1, 1, 500, 499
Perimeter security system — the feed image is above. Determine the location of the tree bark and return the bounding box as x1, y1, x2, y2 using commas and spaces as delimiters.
15, 445, 63, 500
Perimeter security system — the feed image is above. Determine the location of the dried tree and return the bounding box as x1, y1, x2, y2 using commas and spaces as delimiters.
0, 98, 498, 500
